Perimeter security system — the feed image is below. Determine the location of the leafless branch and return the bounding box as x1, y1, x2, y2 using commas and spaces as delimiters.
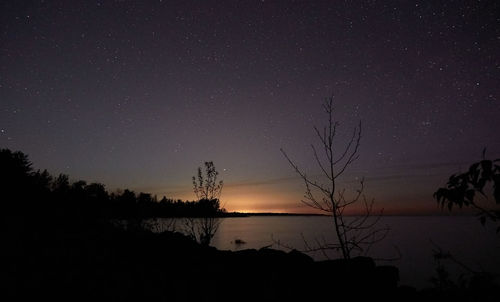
280, 96, 389, 259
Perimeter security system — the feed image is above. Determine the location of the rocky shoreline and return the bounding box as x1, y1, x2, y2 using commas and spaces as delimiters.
3, 224, 497, 301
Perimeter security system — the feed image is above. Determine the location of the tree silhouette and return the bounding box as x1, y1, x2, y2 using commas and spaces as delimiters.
186, 161, 224, 246
192, 161, 224, 202
281, 97, 388, 259
434, 150, 500, 233
1, 149, 33, 199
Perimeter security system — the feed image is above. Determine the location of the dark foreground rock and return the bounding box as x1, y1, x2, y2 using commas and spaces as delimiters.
2, 224, 496, 301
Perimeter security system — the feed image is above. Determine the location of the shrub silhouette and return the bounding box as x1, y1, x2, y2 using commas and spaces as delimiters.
434, 150, 500, 232
187, 161, 224, 246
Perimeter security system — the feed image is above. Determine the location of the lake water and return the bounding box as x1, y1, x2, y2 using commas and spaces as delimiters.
156, 216, 500, 289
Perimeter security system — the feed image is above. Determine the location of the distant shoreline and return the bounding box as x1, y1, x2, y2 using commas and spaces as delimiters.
220, 212, 476, 218
222, 212, 327, 217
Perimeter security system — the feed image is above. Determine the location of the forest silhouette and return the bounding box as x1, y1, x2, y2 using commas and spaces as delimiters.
1, 149, 227, 224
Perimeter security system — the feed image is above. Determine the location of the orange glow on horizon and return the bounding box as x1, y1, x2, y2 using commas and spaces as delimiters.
146, 184, 450, 215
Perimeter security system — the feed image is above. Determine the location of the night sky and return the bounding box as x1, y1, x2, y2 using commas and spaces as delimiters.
1, 1, 499, 213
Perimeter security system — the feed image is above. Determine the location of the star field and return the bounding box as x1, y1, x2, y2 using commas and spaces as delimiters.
1, 0, 499, 213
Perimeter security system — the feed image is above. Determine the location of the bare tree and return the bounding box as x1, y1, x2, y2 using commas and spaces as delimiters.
185, 161, 224, 246
281, 97, 388, 259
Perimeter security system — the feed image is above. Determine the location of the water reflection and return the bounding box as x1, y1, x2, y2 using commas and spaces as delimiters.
152, 216, 500, 289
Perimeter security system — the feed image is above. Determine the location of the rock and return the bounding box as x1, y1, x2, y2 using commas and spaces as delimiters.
287, 249, 314, 263
375, 265, 400, 289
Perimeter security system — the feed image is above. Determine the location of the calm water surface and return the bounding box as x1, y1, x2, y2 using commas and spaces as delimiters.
159, 216, 500, 288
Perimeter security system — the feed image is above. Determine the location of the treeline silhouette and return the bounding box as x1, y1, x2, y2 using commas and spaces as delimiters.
1, 148, 224, 228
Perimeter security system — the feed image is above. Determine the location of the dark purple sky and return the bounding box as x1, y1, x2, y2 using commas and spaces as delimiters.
1, 0, 499, 213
